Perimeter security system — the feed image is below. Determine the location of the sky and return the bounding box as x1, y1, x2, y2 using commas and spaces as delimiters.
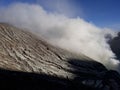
0, 0, 120, 30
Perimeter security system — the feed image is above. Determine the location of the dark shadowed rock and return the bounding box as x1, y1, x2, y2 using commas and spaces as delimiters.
0, 23, 120, 90
109, 32, 120, 60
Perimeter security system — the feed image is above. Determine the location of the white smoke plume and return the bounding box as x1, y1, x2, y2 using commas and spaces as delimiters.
0, 3, 119, 72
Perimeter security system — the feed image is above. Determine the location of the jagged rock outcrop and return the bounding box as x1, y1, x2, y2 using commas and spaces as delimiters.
0, 23, 120, 90
109, 32, 120, 60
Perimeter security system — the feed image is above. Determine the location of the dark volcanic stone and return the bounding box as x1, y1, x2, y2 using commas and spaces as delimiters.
109, 32, 120, 59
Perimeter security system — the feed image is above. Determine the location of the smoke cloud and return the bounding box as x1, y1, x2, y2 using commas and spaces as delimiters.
0, 3, 120, 72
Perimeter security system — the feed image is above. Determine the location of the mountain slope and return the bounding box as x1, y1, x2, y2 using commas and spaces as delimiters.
0, 23, 120, 90
0, 23, 104, 78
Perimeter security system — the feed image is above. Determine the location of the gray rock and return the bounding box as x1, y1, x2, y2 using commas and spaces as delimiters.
0, 23, 105, 79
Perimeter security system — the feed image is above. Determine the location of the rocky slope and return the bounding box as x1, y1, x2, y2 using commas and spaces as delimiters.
0, 23, 95, 78
0, 23, 120, 90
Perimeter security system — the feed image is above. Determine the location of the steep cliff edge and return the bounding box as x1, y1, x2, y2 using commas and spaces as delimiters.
0, 23, 119, 90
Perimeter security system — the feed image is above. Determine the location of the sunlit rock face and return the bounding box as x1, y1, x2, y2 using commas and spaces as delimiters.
0, 23, 120, 90
0, 23, 93, 79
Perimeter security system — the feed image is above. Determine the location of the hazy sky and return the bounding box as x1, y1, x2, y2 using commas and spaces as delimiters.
0, 0, 120, 30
